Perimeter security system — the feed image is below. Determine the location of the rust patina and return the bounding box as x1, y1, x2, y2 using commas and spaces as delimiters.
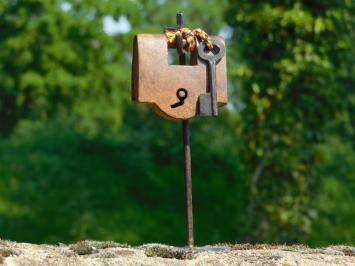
132, 34, 227, 120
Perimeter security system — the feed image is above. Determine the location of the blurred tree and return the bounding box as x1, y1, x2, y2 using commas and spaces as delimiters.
0, 0, 136, 136
227, 0, 354, 242
0, 0, 238, 245
0, 0, 229, 136
308, 136, 355, 246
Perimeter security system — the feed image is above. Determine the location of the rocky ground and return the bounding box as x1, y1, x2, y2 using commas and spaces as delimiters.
0, 240, 354, 265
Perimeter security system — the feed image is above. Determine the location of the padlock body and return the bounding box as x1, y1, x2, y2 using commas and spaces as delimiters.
132, 34, 227, 120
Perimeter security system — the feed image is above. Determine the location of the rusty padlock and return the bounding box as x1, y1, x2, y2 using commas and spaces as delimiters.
131, 34, 227, 120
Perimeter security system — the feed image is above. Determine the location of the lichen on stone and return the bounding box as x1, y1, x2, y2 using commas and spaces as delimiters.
0, 247, 20, 257
70, 241, 97, 255
144, 245, 195, 260
70, 240, 130, 255
0, 247, 21, 264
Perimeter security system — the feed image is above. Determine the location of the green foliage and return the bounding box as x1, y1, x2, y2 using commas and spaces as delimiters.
226, 0, 355, 242
0, 116, 246, 245
0, 0, 354, 246
307, 136, 355, 246
0, 0, 135, 136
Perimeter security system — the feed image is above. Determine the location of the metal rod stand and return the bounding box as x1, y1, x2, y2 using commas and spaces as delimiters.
183, 119, 194, 247
177, 12, 194, 248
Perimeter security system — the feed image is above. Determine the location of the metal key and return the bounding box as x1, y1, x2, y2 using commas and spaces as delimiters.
197, 39, 225, 116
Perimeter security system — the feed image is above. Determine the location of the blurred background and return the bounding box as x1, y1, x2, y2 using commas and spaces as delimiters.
0, 0, 354, 247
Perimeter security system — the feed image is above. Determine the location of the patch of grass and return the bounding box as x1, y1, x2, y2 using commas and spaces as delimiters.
231, 244, 309, 251
144, 245, 195, 260
88, 241, 130, 249
70, 240, 130, 255
326, 245, 355, 257
70, 241, 96, 255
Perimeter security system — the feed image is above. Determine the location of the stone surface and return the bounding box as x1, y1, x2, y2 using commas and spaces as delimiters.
0, 240, 354, 266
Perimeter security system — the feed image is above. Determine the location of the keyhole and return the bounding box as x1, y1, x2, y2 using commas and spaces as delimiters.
171, 88, 188, 108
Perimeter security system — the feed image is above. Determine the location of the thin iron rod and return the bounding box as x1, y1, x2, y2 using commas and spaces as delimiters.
177, 12, 194, 248
183, 119, 193, 247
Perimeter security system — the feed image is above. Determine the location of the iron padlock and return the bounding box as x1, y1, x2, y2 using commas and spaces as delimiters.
131, 34, 227, 120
